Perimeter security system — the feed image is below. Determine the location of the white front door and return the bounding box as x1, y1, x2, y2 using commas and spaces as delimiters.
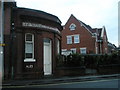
44, 38, 52, 75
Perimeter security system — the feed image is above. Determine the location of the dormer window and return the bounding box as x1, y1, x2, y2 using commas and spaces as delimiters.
69, 23, 76, 30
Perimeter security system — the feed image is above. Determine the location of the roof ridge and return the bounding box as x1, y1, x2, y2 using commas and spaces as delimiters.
78, 20, 93, 34
70, 14, 106, 39
13, 7, 62, 24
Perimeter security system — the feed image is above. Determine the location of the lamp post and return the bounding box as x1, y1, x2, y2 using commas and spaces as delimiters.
0, 0, 4, 81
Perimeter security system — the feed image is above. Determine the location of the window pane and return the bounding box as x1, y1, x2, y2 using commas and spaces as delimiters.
71, 48, 76, 53
25, 34, 34, 59
25, 43, 33, 53
44, 38, 50, 43
74, 35, 79, 43
80, 48, 86, 54
69, 23, 76, 30
26, 53, 32, 58
26, 34, 32, 41
67, 36, 72, 44
70, 25, 75, 30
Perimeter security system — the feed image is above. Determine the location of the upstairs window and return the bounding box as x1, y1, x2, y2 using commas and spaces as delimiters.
69, 23, 76, 30
74, 35, 80, 44
67, 36, 72, 44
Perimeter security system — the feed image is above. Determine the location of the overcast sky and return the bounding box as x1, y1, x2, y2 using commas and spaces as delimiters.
15, 0, 119, 47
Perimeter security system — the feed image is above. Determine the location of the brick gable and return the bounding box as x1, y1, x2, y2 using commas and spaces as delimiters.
62, 14, 108, 54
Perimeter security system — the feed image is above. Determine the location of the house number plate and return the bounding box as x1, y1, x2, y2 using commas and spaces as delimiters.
26, 65, 34, 69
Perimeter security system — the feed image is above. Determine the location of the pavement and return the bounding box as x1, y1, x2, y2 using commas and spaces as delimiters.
2, 74, 120, 87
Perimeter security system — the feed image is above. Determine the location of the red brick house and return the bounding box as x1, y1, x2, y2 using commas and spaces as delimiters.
3, 2, 62, 80
61, 14, 108, 55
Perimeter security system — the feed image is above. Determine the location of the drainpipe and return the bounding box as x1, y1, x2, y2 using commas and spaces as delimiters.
11, 23, 15, 80
11, 7, 15, 80
54, 32, 57, 75
95, 33, 98, 54
100, 42, 102, 54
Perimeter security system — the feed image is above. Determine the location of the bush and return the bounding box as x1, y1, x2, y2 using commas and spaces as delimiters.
97, 53, 119, 66
56, 53, 119, 68
84, 55, 98, 68
56, 54, 64, 67
111, 53, 119, 64
66, 53, 82, 67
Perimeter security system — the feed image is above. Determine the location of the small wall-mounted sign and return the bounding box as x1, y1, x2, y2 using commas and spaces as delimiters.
22, 22, 60, 33
26, 65, 34, 69
0, 43, 5, 46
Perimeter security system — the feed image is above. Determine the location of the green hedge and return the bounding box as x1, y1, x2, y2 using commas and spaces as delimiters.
56, 53, 119, 68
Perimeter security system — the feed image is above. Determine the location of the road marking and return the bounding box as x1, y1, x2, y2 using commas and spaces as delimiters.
3, 78, 119, 88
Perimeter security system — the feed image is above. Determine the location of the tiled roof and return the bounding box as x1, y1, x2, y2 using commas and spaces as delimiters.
70, 14, 104, 38
90, 29, 97, 33
13, 7, 62, 24
79, 20, 102, 37
79, 20, 93, 31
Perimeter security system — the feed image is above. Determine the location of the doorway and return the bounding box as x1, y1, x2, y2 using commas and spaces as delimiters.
43, 38, 52, 75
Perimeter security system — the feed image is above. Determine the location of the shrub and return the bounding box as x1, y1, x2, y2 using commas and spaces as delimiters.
65, 53, 83, 67
56, 54, 64, 67
56, 53, 119, 68
84, 55, 98, 68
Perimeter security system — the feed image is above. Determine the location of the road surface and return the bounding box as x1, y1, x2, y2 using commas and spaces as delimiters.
3, 78, 119, 88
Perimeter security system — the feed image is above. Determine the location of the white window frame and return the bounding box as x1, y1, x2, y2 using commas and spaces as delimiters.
74, 35, 80, 44
24, 33, 36, 62
80, 48, 87, 54
57, 39, 60, 54
62, 49, 67, 52
69, 23, 76, 30
67, 36, 72, 44
62, 49, 67, 55
71, 48, 76, 53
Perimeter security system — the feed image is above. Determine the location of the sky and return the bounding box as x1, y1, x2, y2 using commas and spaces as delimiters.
15, 0, 119, 47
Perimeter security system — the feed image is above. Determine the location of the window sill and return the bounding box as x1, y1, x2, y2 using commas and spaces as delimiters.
24, 59, 36, 62
74, 42, 80, 44
67, 43, 72, 45
70, 29, 75, 31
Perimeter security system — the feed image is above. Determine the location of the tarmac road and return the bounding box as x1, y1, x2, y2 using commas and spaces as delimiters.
3, 78, 119, 88
26, 78, 120, 88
